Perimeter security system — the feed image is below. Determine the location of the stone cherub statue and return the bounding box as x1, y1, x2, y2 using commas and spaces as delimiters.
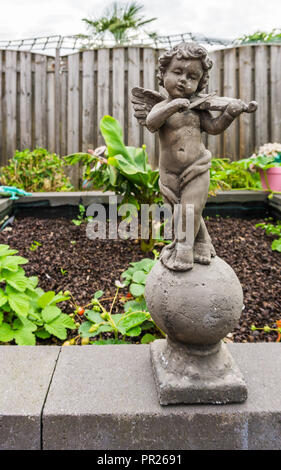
132, 42, 257, 271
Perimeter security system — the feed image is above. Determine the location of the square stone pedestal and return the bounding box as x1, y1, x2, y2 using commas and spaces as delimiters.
150, 339, 248, 405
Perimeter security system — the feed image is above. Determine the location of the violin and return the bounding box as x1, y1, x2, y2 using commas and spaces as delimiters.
189, 92, 258, 113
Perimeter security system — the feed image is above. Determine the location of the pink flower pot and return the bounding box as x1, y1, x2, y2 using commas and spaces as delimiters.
259, 167, 281, 192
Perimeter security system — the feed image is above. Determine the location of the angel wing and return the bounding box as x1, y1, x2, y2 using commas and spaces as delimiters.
131, 87, 165, 127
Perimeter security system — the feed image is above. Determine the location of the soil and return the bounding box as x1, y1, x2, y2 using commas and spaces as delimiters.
0, 215, 280, 344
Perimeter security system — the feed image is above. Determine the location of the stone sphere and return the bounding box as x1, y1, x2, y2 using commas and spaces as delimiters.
145, 256, 243, 345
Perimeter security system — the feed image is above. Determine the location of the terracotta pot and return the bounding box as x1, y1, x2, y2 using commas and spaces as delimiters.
259, 167, 281, 192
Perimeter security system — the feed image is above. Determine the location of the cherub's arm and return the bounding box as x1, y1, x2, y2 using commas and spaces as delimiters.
200, 100, 248, 135
146, 98, 190, 133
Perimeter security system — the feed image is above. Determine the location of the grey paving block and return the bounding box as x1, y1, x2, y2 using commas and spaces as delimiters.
43, 343, 281, 450
0, 346, 60, 450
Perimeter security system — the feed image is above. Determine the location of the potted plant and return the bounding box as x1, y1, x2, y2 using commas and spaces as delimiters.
238, 143, 281, 192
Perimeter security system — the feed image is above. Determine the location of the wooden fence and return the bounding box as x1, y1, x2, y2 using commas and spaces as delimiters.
0, 45, 280, 180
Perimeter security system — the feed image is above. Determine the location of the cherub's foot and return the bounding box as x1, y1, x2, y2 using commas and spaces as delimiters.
194, 241, 212, 265
160, 241, 194, 271
210, 243, 216, 257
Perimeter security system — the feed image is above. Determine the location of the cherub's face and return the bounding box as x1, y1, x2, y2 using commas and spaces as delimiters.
163, 57, 204, 99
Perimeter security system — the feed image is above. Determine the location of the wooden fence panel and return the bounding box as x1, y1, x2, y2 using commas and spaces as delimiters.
255, 45, 269, 148
127, 47, 141, 148
0, 44, 280, 174
97, 48, 110, 147
208, 50, 223, 158
67, 53, 80, 186
5, 51, 17, 162
0, 51, 3, 160
34, 54, 47, 149
270, 46, 281, 142
19, 51, 32, 150
143, 48, 157, 168
112, 48, 125, 131
239, 46, 254, 158
82, 50, 95, 151
47, 57, 55, 153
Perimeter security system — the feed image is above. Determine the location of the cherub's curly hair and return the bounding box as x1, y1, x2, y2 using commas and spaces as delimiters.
157, 42, 213, 92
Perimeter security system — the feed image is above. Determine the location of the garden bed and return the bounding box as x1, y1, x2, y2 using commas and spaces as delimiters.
0, 213, 280, 345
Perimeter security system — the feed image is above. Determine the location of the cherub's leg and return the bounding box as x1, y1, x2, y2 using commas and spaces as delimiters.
161, 170, 210, 271
194, 217, 216, 264
158, 172, 194, 271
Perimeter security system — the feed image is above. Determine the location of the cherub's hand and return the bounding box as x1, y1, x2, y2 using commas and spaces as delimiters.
226, 99, 248, 117
173, 98, 191, 112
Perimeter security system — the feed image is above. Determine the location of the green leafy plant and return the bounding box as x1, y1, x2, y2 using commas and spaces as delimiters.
0, 148, 73, 192
0, 244, 76, 345
81, 1, 157, 46
255, 220, 281, 252
237, 29, 281, 44
77, 281, 164, 344
209, 158, 262, 194
121, 250, 159, 298
251, 320, 281, 342
72, 204, 94, 226
65, 116, 161, 251
29, 241, 42, 251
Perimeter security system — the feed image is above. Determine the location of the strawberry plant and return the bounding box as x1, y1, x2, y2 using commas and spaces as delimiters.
78, 282, 164, 344
0, 244, 76, 345
121, 251, 159, 298
255, 220, 281, 252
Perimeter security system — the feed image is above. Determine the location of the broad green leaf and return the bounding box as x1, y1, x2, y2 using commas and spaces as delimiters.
124, 299, 147, 313
1, 256, 28, 272
94, 290, 104, 299
13, 328, 36, 346
78, 321, 94, 338
100, 115, 129, 159
272, 239, 281, 252
4, 270, 30, 292
0, 311, 3, 325
49, 292, 70, 305
38, 291, 56, 308
130, 283, 145, 297
85, 310, 103, 324
42, 306, 61, 323
140, 320, 155, 331
141, 333, 157, 344
58, 314, 76, 329
132, 270, 146, 284
0, 323, 14, 342
45, 314, 75, 340
35, 329, 51, 339
0, 245, 18, 257
0, 288, 8, 307
125, 326, 141, 337
118, 312, 148, 334
45, 321, 67, 340
13, 316, 37, 332
7, 291, 30, 316
91, 339, 128, 345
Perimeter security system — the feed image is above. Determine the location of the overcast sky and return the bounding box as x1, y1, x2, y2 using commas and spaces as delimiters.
1, 0, 280, 41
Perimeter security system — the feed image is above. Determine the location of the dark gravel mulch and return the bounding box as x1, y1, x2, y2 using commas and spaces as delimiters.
0, 215, 280, 344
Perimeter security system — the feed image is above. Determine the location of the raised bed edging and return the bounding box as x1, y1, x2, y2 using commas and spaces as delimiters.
0, 343, 280, 450
1, 190, 280, 219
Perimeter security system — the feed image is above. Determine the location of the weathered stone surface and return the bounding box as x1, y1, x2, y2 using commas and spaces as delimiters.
151, 339, 247, 405
43, 344, 281, 450
0, 346, 60, 450
17, 191, 122, 207
145, 256, 243, 345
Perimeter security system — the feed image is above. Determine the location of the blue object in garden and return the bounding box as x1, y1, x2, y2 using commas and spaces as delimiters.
82, 179, 93, 190
0, 186, 32, 200
274, 153, 281, 163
